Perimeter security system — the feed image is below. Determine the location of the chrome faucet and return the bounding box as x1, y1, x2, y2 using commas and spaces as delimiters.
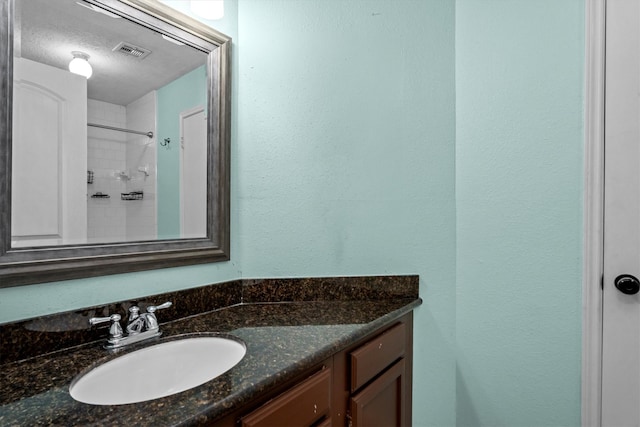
126, 306, 144, 334
89, 301, 172, 349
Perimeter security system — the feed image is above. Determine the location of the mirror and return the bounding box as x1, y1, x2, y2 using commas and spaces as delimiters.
0, 0, 231, 287
14, 0, 211, 247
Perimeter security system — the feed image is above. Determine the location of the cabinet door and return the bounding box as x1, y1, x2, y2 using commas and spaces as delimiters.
349, 359, 405, 427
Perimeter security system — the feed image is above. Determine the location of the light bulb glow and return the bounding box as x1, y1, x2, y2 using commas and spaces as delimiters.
69, 51, 92, 78
190, 0, 224, 20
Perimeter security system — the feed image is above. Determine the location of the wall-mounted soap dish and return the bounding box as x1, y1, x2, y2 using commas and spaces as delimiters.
121, 191, 143, 201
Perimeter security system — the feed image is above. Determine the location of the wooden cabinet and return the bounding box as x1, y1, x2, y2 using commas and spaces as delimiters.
349, 359, 406, 427
350, 323, 406, 392
348, 323, 409, 427
222, 313, 413, 427
241, 367, 332, 427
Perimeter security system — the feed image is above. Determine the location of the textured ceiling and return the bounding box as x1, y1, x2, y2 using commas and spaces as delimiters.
16, 0, 207, 106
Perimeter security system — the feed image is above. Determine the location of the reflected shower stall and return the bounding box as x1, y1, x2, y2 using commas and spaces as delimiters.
86, 93, 157, 243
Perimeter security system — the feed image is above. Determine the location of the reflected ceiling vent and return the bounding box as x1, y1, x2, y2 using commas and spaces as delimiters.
112, 42, 151, 59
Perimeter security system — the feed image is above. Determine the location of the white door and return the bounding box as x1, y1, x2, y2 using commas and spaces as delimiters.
12, 58, 87, 247
602, 0, 640, 425
179, 107, 207, 238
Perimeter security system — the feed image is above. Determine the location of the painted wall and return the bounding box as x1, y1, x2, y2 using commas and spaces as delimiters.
455, 1, 584, 426
235, 1, 456, 425
231, 1, 584, 425
156, 65, 207, 238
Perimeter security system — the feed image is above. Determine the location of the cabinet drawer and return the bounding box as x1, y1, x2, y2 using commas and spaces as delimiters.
241, 367, 332, 427
350, 322, 406, 392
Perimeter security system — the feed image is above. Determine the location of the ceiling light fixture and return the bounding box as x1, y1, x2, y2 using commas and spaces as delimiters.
68, 51, 93, 79
190, 0, 224, 20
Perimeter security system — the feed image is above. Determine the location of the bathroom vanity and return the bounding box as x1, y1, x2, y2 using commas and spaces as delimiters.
227, 315, 412, 427
0, 276, 421, 426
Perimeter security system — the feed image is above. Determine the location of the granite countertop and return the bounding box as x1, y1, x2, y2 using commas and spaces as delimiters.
0, 276, 421, 426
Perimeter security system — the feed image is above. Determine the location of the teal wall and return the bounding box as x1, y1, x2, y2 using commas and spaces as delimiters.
455, 1, 584, 426
0, 1, 587, 426
157, 65, 207, 239
235, 1, 456, 425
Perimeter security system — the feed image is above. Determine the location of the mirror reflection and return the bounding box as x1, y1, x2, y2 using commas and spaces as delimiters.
12, 0, 209, 248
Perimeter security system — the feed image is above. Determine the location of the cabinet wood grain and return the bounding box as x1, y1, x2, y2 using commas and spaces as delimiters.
350, 322, 406, 393
241, 367, 332, 427
350, 359, 406, 427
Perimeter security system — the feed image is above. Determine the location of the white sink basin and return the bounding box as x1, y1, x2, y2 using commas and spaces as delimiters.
70, 336, 246, 405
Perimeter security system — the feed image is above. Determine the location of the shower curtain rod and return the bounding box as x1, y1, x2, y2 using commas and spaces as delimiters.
87, 123, 153, 138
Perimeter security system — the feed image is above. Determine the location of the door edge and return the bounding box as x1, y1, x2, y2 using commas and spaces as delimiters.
583, 0, 605, 426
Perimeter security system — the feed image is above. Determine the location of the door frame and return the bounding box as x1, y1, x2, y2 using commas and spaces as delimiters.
583, 0, 605, 425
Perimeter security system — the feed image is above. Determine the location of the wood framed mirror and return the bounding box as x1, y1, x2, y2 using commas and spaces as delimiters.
0, 0, 231, 287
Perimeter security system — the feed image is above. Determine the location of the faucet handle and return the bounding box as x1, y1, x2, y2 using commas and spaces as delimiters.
89, 313, 121, 325
147, 301, 172, 313
143, 302, 172, 332
89, 314, 123, 339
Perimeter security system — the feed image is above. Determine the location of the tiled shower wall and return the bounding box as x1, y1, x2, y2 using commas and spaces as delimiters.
86, 95, 157, 242
125, 91, 157, 241
87, 99, 127, 242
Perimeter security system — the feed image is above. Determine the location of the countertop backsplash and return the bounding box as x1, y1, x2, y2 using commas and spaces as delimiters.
0, 275, 419, 365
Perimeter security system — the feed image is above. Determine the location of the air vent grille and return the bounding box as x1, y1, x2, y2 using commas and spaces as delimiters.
112, 42, 151, 59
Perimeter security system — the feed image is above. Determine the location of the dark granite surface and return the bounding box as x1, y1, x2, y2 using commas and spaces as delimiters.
241, 275, 418, 303
0, 276, 421, 426
0, 280, 244, 365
